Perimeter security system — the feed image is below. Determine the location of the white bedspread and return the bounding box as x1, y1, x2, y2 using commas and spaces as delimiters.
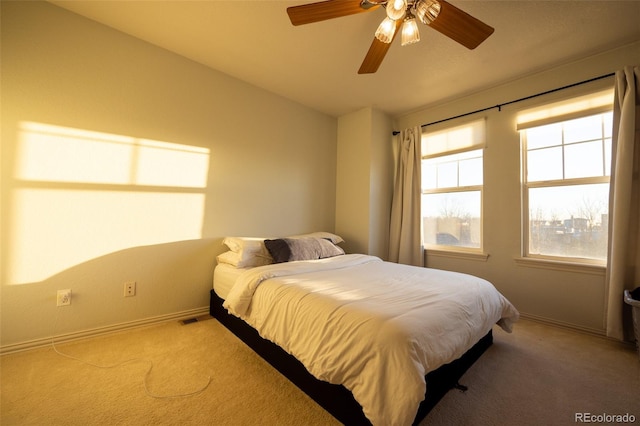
223, 254, 519, 426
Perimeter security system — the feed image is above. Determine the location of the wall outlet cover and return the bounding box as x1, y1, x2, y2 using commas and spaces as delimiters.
57, 289, 71, 306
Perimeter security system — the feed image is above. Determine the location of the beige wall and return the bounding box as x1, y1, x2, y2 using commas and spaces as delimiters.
335, 108, 393, 259
1, 2, 337, 349
395, 41, 640, 334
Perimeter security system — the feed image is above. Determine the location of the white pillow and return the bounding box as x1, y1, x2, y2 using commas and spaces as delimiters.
220, 237, 273, 268
222, 237, 267, 254
217, 250, 272, 268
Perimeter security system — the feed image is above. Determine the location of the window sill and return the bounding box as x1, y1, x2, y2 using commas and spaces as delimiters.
425, 249, 489, 262
514, 257, 606, 276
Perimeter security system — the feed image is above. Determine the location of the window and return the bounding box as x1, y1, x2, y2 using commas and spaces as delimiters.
421, 119, 485, 251
519, 89, 613, 263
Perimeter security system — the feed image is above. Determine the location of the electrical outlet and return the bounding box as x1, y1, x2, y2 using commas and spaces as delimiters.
124, 281, 136, 297
57, 289, 72, 307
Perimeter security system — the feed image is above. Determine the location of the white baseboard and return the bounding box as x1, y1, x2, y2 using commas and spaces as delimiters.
1, 308, 620, 355
0, 307, 211, 355
519, 312, 606, 337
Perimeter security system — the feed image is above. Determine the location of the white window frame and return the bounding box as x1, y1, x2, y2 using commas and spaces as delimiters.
518, 89, 614, 266
421, 118, 486, 254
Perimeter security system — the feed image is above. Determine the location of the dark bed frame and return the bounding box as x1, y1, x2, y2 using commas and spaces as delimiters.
210, 289, 492, 425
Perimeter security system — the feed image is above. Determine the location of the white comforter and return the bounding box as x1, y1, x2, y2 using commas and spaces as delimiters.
223, 254, 519, 426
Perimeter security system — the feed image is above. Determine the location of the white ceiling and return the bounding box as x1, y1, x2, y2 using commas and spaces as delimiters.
49, 0, 640, 117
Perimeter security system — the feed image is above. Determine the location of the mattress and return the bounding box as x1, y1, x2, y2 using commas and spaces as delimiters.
212, 263, 246, 299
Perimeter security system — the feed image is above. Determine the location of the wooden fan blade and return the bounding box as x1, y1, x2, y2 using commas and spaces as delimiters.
358, 19, 402, 74
428, 0, 494, 49
287, 0, 378, 26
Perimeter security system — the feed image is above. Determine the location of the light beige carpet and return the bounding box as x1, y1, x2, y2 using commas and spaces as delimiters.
425, 320, 640, 425
1, 317, 638, 426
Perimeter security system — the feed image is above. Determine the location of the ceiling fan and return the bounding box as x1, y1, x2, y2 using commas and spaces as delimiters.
287, 0, 494, 74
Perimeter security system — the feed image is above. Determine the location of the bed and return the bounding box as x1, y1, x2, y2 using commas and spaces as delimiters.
209, 234, 519, 426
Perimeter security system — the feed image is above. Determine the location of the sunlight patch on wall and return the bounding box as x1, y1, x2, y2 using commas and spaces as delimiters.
16, 121, 209, 187
7, 122, 210, 285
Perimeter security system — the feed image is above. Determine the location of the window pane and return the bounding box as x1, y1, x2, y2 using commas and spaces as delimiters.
437, 161, 458, 188
604, 112, 613, 138
422, 191, 481, 248
528, 146, 563, 181
604, 138, 612, 176
526, 123, 562, 149
459, 156, 483, 186
565, 141, 603, 179
422, 149, 482, 190
528, 184, 609, 260
563, 115, 603, 143
422, 159, 437, 190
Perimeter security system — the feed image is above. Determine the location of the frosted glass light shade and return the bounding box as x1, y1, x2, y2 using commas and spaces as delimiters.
386, 0, 407, 20
415, 0, 441, 25
375, 17, 397, 43
401, 17, 420, 46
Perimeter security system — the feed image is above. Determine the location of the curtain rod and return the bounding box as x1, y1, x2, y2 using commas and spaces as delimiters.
392, 72, 616, 135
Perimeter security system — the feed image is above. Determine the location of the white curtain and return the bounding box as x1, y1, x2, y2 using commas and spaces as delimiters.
606, 66, 640, 341
389, 126, 423, 266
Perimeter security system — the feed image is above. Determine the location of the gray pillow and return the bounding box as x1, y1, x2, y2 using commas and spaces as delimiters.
264, 237, 344, 263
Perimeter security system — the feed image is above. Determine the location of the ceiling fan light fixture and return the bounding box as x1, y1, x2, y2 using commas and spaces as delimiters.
286, 0, 494, 74
386, 0, 407, 20
415, 0, 441, 25
401, 15, 420, 46
375, 16, 397, 43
